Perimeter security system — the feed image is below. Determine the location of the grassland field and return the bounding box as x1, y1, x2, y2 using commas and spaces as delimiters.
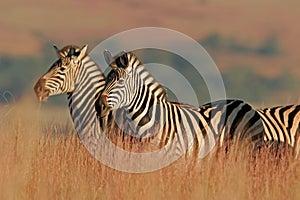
0, 99, 299, 200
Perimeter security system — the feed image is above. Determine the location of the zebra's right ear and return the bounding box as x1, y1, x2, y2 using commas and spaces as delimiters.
53, 45, 65, 59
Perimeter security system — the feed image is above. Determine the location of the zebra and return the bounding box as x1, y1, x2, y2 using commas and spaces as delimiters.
97, 50, 265, 159
34, 45, 112, 153
256, 105, 300, 156
34, 44, 155, 147
33, 45, 180, 170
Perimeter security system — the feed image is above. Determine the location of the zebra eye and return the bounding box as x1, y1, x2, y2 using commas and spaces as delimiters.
60, 65, 67, 71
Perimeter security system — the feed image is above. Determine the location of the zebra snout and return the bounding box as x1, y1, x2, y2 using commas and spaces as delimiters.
34, 78, 49, 101
100, 93, 109, 106
98, 93, 111, 118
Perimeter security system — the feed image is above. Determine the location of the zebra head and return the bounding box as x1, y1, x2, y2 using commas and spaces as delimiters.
99, 50, 141, 116
34, 45, 88, 101
99, 50, 166, 118
100, 51, 134, 114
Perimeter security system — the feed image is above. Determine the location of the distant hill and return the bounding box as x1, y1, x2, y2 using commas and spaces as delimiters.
0, 0, 299, 105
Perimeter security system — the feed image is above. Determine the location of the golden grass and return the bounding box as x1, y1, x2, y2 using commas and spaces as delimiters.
1, 102, 300, 200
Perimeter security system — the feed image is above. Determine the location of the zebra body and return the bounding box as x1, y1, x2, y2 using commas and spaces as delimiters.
33, 45, 300, 164
257, 105, 300, 155
99, 50, 265, 158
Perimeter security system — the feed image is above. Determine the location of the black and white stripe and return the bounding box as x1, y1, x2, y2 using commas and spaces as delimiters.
34, 45, 176, 168
257, 105, 300, 155
98, 51, 265, 158
34, 45, 107, 149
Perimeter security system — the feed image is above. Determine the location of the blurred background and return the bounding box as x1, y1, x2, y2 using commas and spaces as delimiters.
1, 0, 299, 110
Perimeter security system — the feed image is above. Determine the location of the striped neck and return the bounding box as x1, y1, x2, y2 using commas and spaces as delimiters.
128, 65, 167, 108
124, 67, 185, 139
68, 56, 105, 143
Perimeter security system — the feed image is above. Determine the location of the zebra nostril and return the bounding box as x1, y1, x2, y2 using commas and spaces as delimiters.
101, 103, 106, 111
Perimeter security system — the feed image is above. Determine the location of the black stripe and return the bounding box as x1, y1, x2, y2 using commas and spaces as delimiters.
259, 110, 275, 141
137, 97, 154, 127
132, 88, 149, 121
243, 111, 262, 141
288, 106, 300, 130
166, 104, 173, 142
229, 103, 251, 140
130, 84, 146, 113
269, 107, 286, 142
278, 105, 291, 124
180, 108, 197, 149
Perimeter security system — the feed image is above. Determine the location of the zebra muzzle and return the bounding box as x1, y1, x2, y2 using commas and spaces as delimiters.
99, 93, 111, 117
100, 93, 109, 105
34, 78, 50, 101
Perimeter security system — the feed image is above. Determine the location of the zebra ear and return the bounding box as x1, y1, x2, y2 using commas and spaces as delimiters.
118, 53, 128, 68
77, 44, 88, 60
53, 45, 59, 52
53, 45, 65, 59
104, 50, 113, 65
104, 50, 117, 69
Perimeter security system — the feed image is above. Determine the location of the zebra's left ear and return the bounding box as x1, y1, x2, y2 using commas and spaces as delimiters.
118, 52, 128, 68
53, 45, 65, 59
77, 44, 88, 61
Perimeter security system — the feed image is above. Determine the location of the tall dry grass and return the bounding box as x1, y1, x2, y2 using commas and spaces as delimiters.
1, 101, 300, 200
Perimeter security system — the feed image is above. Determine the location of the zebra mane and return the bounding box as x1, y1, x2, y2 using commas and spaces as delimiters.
107, 51, 168, 100
129, 52, 168, 100
58, 45, 81, 57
